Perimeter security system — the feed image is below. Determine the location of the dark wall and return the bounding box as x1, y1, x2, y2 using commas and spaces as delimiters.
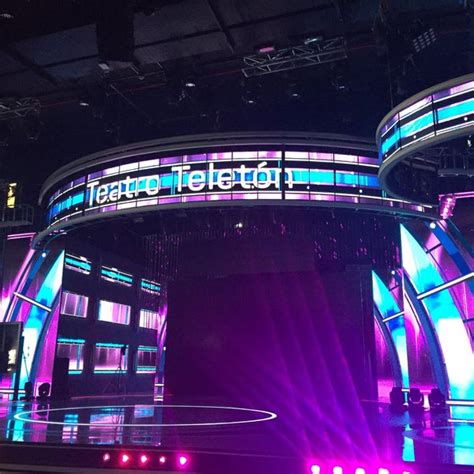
56, 239, 160, 396
165, 267, 376, 419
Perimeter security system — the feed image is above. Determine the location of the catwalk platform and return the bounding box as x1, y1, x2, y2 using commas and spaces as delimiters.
0, 395, 474, 473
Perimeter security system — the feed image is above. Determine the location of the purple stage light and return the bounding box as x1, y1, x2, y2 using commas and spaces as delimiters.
333, 467, 343, 474
102, 453, 110, 462
310, 465, 321, 474
120, 453, 130, 464
355, 469, 366, 474
378, 469, 389, 474
159, 455, 166, 464
178, 454, 189, 467
139, 454, 149, 464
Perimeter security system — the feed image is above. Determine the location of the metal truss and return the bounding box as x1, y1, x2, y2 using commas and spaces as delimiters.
0, 204, 34, 228
0, 97, 41, 121
242, 37, 347, 77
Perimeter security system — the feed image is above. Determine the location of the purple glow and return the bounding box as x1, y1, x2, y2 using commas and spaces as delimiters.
35, 305, 61, 389
258, 150, 281, 158
355, 469, 366, 474
102, 453, 110, 462
333, 467, 343, 474
310, 465, 321, 474
207, 193, 231, 201
309, 152, 333, 161
159, 455, 166, 464
432, 80, 474, 101
160, 156, 181, 165
439, 194, 457, 219
98, 300, 130, 325
159, 196, 181, 204
1, 246, 35, 320
378, 468, 390, 474
120, 453, 130, 464
6, 232, 36, 241
207, 152, 232, 160
61, 291, 88, 318
57, 341, 84, 372
139, 309, 162, 330
183, 153, 206, 162
286, 192, 310, 200
94, 345, 128, 372
182, 194, 206, 202
139, 454, 149, 464
178, 455, 189, 467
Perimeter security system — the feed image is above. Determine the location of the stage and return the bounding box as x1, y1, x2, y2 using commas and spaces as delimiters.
0, 395, 473, 473
1, 133, 472, 474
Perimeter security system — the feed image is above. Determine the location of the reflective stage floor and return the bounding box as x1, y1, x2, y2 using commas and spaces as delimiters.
0, 395, 474, 473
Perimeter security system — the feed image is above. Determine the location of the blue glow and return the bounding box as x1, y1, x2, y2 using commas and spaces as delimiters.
20, 251, 65, 387
138, 346, 158, 352
400, 112, 434, 138
100, 267, 133, 285
96, 342, 127, 348
372, 271, 409, 387
381, 124, 400, 155
437, 98, 474, 122
140, 278, 161, 294
65, 255, 91, 274
401, 225, 474, 399
402, 425, 416, 462
57, 338, 86, 344
49, 192, 84, 220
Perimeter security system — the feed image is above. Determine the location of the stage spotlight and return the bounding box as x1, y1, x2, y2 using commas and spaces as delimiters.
389, 387, 405, 410
428, 388, 446, 411
22, 381, 34, 401
120, 453, 130, 464
333, 467, 343, 474
408, 388, 424, 410
102, 453, 110, 462
355, 469, 366, 474
159, 455, 166, 464
139, 454, 149, 464
178, 454, 189, 467
310, 465, 321, 474
429, 221, 436, 229
37, 382, 50, 401
41, 251, 47, 258
378, 469, 390, 474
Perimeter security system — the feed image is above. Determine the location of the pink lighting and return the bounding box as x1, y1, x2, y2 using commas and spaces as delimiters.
355, 469, 366, 474
139, 454, 149, 464
159, 455, 166, 464
333, 467, 343, 474
102, 453, 110, 462
378, 469, 390, 474
310, 465, 321, 474
178, 455, 189, 467
439, 194, 457, 219
120, 453, 130, 464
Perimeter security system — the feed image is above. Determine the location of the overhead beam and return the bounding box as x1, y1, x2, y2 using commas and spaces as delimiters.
3, 44, 58, 86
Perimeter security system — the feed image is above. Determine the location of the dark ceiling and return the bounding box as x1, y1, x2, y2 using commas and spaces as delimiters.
0, 0, 472, 203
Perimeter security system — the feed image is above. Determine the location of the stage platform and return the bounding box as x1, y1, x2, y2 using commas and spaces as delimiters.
0, 395, 473, 473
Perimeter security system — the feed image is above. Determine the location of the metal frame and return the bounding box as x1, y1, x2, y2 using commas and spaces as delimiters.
242, 37, 347, 77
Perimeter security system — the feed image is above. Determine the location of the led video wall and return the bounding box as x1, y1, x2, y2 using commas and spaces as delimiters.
377, 77, 474, 162
44, 148, 432, 231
